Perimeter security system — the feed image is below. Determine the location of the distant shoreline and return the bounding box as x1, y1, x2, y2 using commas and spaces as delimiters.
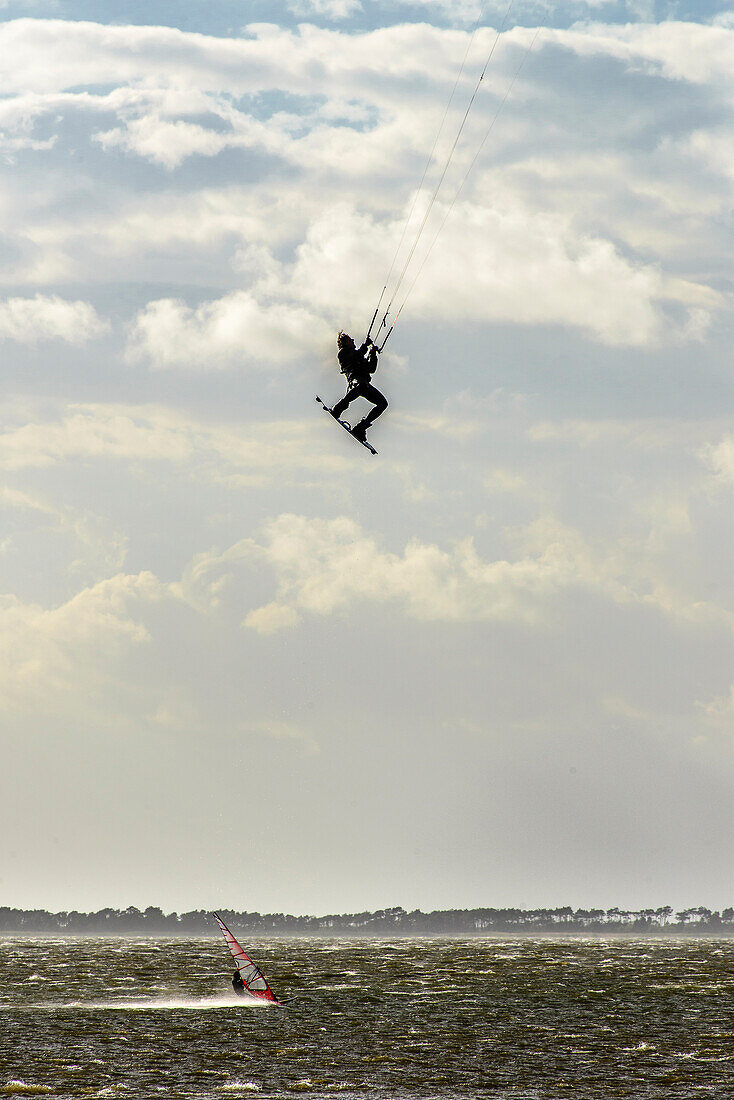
2, 905, 732, 937
4, 931, 734, 941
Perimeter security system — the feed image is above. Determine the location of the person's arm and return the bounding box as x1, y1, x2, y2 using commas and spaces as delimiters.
365, 343, 379, 373
353, 341, 377, 374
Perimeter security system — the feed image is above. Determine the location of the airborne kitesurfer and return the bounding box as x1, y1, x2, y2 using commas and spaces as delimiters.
330, 332, 388, 443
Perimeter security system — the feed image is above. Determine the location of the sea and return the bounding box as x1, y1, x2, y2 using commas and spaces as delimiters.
1, 936, 734, 1099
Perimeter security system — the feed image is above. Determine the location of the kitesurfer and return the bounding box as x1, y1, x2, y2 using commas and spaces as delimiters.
232, 969, 246, 996
330, 332, 388, 442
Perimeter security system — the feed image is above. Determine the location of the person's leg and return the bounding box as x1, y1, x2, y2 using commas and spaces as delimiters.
355, 383, 388, 429
331, 382, 362, 419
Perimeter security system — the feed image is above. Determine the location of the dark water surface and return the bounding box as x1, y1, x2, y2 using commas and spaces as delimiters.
2, 937, 734, 1099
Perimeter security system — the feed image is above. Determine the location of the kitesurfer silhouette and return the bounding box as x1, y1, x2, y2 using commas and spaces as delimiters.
232, 969, 246, 996
330, 332, 388, 443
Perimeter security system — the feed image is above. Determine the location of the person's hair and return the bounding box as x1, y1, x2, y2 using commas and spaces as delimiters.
337, 331, 354, 349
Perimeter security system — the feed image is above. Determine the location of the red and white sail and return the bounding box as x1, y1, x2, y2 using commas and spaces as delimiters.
213, 913, 279, 1003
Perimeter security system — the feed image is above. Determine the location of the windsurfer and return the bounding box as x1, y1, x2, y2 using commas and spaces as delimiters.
214, 912, 280, 1004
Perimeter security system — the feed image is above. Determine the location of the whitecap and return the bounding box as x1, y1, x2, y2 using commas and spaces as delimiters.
2, 1084, 53, 1096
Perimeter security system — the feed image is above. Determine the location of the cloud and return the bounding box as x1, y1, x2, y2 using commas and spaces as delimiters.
0, 560, 321, 756
528, 417, 708, 449
225, 508, 732, 632
97, 116, 236, 171
558, 20, 734, 88
244, 601, 302, 634
0, 295, 108, 343
0, 19, 731, 346
0, 572, 168, 719
698, 686, 734, 735
680, 127, 734, 185
92, 86, 303, 170
395, 0, 620, 20
182, 514, 577, 631
0, 483, 128, 586
701, 436, 734, 483
363, 200, 698, 347
393, 0, 484, 20
3, 396, 724, 635
0, 405, 194, 470
150, 198, 709, 356
0, 403, 354, 483
285, 0, 362, 19
233, 514, 584, 631
126, 292, 332, 370
2, 399, 728, 640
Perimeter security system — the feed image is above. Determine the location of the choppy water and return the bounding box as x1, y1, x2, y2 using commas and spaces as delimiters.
2, 937, 734, 1099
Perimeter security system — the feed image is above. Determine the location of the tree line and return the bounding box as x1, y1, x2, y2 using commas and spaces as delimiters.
2, 905, 734, 934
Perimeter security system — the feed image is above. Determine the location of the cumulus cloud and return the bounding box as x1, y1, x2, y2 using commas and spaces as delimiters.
0, 403, 353, 483
140, 197, 709, 356
244, 601, 302, 634
559, 20, 734, 88
0, 572, 168, 718
681, 127, 734, 184
2, 398, 725, 635
0, 19, 730, 345
0, 295, 107, 343
92, 86, 303, 170
0, 561, 321, 757
0, 483, 128, 587
180, 514, 578, 632
229, 511, 718, 633
0, 405, 193, 470
287, 200, 700, 347
97, 117, 234, 170
126, 292, 332, 370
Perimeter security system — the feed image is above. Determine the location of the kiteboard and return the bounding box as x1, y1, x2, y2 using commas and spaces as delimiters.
316, 396, 378, 455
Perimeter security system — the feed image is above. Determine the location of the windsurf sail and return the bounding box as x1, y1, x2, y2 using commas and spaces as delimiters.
213, 913, 279, 1003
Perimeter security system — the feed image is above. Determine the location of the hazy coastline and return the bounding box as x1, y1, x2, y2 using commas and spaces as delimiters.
3, 904, 733, 936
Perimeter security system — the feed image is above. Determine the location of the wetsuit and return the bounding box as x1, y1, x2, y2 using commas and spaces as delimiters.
332, 339, 388, 430
232, 969, 246, 996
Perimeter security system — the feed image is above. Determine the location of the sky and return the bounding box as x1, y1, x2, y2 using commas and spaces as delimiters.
0, 0, 732, 917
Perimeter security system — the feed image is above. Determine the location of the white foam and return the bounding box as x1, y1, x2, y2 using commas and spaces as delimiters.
22, 995, 274, 1012
2, 1083, 53, 1096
